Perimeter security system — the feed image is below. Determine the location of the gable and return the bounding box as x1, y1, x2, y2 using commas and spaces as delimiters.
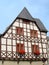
0, 7, 48, 37
0, 19, 48, 59
3, 19, 40, 39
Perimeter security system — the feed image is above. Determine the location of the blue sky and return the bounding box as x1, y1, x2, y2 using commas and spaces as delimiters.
0, 0, 49, 36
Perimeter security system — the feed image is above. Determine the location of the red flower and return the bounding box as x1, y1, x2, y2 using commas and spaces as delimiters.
34, 50, 40, 55
19, 50, 25, 54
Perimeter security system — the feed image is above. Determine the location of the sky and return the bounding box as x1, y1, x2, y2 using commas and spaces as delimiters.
0, 0, 49, 36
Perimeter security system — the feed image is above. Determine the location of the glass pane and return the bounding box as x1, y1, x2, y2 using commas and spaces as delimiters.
1, 45, 6, 50
7, 39, 11, 45
7, 46, 12, 51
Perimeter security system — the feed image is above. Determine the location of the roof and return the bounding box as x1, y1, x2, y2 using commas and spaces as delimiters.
35, 18, 48, 32
17, 7, 47, 32
0, 7, 48, 36
17, 7, 35, 21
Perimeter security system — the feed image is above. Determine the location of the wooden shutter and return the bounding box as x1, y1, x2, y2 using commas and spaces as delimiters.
32, 44, 40, 55
20, 28, 24, 35
16, 27, 24, 35
30, 30, 38, 37
34, 30, 38, 37
20, 44, 24, 50
16, 27, 20, 35
16, 44, 19, 53
16, 44, 25, 54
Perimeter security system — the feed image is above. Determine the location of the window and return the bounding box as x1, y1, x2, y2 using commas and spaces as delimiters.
30, 30, 38, 37
32, 44, 40, 55
16, 43, 25, 54
16, 27, 24, 35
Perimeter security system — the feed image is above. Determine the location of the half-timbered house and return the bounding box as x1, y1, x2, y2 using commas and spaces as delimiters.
0, 7, 48, 65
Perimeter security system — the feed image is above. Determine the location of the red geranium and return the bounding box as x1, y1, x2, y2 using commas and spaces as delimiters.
34, 50, 40, 55
19, 50, 25, 54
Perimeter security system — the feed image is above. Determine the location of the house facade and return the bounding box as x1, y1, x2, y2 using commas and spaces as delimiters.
0, 7, 48, 65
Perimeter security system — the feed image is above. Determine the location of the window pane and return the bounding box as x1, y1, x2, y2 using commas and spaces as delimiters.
7, 39, 11, 45
16, 27, 24, 35
1, 45, 6, 50
7, 46, 12, 51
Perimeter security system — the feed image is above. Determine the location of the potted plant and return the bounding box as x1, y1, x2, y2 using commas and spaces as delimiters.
19, 50, 25, 58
